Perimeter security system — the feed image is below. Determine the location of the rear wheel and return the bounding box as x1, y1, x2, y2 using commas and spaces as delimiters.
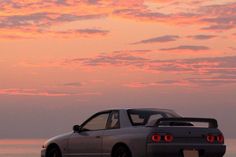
113, 146, 131, 157
47, 147, 62, 157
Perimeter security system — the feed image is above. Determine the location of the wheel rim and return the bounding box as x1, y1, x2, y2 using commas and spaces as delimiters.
48, 148, 61, 157
52, 151, 58, 157
120, 152, 128, 157
116, 148, 129, 157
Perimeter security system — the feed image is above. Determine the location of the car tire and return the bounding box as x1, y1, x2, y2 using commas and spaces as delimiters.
113, 146, 131, 157
47, 147, 62, 157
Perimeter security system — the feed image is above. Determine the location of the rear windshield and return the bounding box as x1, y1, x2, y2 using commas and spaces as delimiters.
127, 109, 178, 126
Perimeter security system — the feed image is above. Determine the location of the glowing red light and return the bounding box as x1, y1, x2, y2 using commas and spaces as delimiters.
151, 134, 161, 142
207, 134, 215, 143
164, 134, 173, 142
217, 134, 224, 143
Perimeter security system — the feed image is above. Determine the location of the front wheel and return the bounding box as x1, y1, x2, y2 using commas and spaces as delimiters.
113, 146, 131, 157
47, 147, 62, 157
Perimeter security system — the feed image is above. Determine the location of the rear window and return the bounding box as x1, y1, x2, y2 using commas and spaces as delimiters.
127, 109, 169, 126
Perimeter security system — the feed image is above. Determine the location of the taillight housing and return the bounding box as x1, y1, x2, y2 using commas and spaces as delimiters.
206, 134, 224, 144
150, 133, 173, 143
164, 134, 173, 142
151, 134, 161, 143
206, 134, 215, 143
217, 134, 224, 144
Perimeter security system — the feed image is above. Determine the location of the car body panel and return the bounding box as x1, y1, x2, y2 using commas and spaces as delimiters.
67, 130, 103, 157
41, 108, 226, 157
147, 143, 226, 157
42, 132, 72, 157
102, 126, 150, 157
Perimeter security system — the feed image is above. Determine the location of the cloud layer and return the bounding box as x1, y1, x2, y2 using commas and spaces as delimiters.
132, 35, 179, 44
59, 50, 236, 86
0, 0, 236, 140
160, 45, 210, 51
1, 1, 235, 39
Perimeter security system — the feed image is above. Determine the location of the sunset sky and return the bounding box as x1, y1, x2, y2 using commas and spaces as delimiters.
0, 0, 236, 139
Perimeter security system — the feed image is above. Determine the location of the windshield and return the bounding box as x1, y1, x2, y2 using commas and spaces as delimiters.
127, 109, 179, 126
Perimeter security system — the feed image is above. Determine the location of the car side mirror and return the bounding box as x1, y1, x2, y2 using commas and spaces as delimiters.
73, 125, 81, 132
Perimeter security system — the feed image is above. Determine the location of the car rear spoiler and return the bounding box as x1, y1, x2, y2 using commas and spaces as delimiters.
147, 117, 218, 128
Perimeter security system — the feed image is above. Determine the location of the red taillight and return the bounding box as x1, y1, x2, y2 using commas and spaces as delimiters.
151, 134, 161, 143
217, 134, 224, 143
207, 134, 215, 143
164, 134, 173, 142
151, 133, 174, 143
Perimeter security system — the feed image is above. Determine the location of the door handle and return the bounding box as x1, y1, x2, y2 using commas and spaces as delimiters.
95, 136, 101, 138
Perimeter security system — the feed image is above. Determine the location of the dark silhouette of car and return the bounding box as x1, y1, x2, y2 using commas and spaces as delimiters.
41, 108, 226, 157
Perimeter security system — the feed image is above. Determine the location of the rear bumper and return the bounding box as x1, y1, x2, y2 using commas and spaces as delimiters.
147, 143, 226, 157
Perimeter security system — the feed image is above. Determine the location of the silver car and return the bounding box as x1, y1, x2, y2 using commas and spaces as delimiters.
41, 108, 226, 157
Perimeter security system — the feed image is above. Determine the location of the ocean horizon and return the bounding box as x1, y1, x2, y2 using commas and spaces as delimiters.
0, 138, 235, 157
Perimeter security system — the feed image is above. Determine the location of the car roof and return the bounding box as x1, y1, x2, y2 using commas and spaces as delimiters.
98, 108, 181, 117
100, 108, 175, 113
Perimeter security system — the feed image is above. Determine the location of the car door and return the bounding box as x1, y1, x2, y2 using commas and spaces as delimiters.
68, 112, 110, 157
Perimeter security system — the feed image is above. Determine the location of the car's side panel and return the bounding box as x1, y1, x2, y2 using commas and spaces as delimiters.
67, 130, 104, 157
100, 109, 152, 157
102, 127, 151, 157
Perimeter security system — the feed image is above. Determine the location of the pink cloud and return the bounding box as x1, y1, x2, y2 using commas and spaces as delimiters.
113, 2, 236, 31
0, 88, 101, 97
160, 45, 210, 51
49, 29, 109, 37
132, 35, 180, 44
20, 50, 236, 85
112, 0, 144, 7
187, 34, 217, 40
0, 0, 235, 40
124, 76, 236, 88
63, 52, 236, 86
0, 28, 109, 39
0, 88, 69, 97
124, 80, 191, 88
187, 77, 236, 85
0, 1, 109, 39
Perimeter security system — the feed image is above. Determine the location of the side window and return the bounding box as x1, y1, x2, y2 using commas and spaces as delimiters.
127, 110, 165, 126
148, 114, 163, 123
107, 111, 120, 129
81, 113, 109, 131
130, 114, 145, 124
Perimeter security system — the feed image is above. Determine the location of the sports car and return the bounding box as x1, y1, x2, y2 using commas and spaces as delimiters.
41, 108, 226, 157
